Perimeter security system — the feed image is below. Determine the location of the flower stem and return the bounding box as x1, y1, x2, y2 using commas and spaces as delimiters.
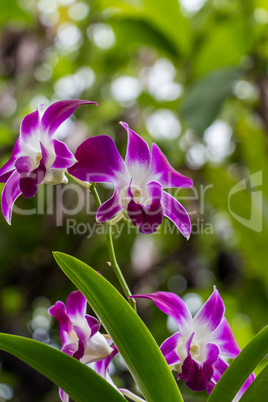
119, 389, 146, 402
88, 182, 136, 312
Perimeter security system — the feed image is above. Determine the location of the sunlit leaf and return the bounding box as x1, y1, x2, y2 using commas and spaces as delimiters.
194, 21, 248, 77
208, 326, 268, 401
53, 252, 183, 402
100, 0, 191, 55
240, 364, 268, 402
0, 333, 126, 402
181, 67, 240, 134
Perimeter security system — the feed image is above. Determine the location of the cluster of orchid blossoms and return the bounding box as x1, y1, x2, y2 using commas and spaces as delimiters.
49, 288, 254, 402
49, 290, 145, 402
0, 99, 192, 237
0, 100, 255, 400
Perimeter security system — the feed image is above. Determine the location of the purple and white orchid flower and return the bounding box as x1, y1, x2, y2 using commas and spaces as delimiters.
0, 99, 96, 224
132, 287, 255, 398
95, 344, 146, 402
68, 122, 192, 237
49, 290, 113, 402
49, 291, 145, 402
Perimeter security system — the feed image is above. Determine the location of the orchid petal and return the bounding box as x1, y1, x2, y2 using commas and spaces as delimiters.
68, 135, 128, 185
185, 332, 195, 354
66, 290, 87, 321
49, 301, 73, 333
160, 331, 181, 366
204, 343, 220, 365
85, 315, 100, 338
40, 142, 50, 166
96, 188, 122, 223
193, 286, 225, 336
51, 139, 76, 169
162, 191, 191, 239
0, 139, 21, 182
211, 317, 240, 358
83, 332, 113, 364
151, 143, 193, 188
120, 122, 151, 173
132, 292, 192, 332
210, 357, 228, 385
19, 160, 46, 198
15, 156, 33, 173
73, 325, 87, 361
61, 341, 79, 359
181, 355, 213, 392
95, 344, 118, 380
59, 387, 69, 402
41, 100, 97, 136
127, 181, 163, 234
233, 373, 255, 402
1, 171, 21, 224
0, 170, 14, 183
20, 109, 40, 142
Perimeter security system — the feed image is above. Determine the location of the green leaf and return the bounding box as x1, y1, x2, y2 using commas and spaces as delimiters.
193, 21, 248, 77
240, 364, 268, 402
208, 326, 268, 402
0, 0, 34, 29
101, 0, 191, 55
181, 67, 240, 135
53, 252, 183, 402
111, 18, 178, 57
0, 333, 125, 402
142, 0, 192, 56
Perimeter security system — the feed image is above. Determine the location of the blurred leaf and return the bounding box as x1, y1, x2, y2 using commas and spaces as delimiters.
194, 21, 248, 77
1, 286, 23, 314
0, 0, 34, 27
240, 364, 268, 401
0, 333, 125, 402
101, 0, 191, 55
208, 326, 268, 401
0, 124, 13, 146
111, 18, 178, 56
255, 0, 268, 11
53, 252, 183, 402
182, 68, 240, 134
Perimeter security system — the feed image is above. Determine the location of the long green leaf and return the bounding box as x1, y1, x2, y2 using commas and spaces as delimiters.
240, 364, 268, 402
181, 67, 240, 135
208, 326, 268, 401
100, 0, 191, 55
0, 333, 125, 402
53, 252, 183, 402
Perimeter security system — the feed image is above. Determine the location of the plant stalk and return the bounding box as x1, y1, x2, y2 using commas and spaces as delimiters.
70, 175, 136, 311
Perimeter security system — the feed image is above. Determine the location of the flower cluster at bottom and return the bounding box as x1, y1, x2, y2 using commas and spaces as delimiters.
49, 287, 255, 402
132, 286, 255, 400
49, 290, 145, 402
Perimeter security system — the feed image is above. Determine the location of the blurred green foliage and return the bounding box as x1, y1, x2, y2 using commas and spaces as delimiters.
0, 0, 267, 400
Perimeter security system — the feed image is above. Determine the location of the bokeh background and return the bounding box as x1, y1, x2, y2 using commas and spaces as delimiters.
0, 0, 267, 400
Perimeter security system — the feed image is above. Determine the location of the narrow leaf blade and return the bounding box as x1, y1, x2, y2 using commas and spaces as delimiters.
0, 333, 125, 402
208, 326, 268, 401
240, 364, 268, 402
53, 252, 183, 402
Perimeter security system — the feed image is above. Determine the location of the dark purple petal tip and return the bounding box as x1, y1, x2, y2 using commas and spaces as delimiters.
181, 355, 214, 392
